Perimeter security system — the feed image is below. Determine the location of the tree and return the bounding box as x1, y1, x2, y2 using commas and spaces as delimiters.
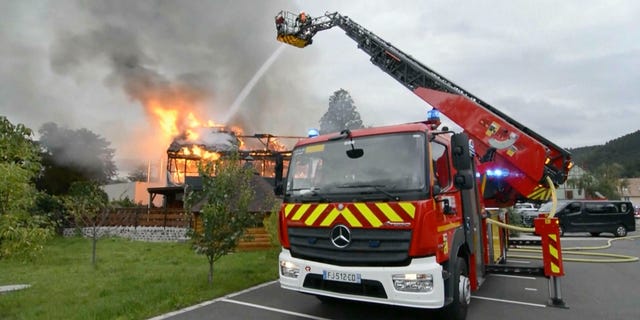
566, 172, 597, 197
64, 181, 109, 267
185, 153, 257, 285
0, 116, 52, 259
591, 163, 625, 199
37, 122, 117, 194
319, 89, 364, 134
127, 163, 148, 182
567, 163, 625, 199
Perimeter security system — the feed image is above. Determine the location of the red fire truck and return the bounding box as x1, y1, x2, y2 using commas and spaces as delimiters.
273, 11, 572, 319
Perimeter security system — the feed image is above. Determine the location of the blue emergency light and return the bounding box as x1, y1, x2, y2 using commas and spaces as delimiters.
426, 109, 441, 129
307, 128, 319, 137
486, 168, 510, 178
427, 109, 441, 121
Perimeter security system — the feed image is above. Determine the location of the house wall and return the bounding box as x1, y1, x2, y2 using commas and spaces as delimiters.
621, 177, 640, 207
556, 165, 588, 201
102, 181, 164, 207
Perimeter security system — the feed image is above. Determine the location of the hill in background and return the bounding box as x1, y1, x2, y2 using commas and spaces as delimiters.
569, 130, 640, 178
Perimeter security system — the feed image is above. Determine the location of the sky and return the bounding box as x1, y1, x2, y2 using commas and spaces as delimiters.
1, 0, 639, 175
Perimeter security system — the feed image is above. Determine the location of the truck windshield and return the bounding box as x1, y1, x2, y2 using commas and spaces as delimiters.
285, 132, 427, 199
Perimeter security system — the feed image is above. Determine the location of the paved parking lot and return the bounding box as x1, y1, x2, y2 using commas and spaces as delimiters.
154, 229, 639, 320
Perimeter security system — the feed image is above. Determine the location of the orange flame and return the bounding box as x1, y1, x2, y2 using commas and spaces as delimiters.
140, 90, 271, 185
180, 145, 221, 160
150, 102, 180, 138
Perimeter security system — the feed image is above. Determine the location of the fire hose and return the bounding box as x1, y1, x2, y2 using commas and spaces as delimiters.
486, 177, 639, 263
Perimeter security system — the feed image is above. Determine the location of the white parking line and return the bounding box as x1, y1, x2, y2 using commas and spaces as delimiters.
524, 288, 538, 291
489, 274, 537, 280
148, 280, 278, 320
221, 298, 332, 320
508, 259, 532, 264
472, 295, 546, 308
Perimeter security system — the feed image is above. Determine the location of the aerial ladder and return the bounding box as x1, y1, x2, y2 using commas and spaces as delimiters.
275, 11, 572, 207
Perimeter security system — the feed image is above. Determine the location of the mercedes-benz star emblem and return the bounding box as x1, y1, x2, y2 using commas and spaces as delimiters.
330, 224, 351, 248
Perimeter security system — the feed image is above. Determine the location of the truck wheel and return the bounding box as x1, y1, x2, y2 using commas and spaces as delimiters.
614, 225, 627, 237
440, 258, 470, 320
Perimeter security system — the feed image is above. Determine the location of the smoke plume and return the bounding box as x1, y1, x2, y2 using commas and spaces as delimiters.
48, 1, 315, 172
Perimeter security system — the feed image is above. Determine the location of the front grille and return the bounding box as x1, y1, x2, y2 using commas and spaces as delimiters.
303, 274, 387, 298
288, 227, 412, 266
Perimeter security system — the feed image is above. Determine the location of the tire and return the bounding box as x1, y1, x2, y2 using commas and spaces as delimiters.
440, 257, 470, 320
589, 232, 601, 237
614, 225, 627, 237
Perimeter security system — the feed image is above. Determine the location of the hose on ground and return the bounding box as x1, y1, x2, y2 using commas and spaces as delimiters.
485, 176, 639, 263
510, 235, 640, 263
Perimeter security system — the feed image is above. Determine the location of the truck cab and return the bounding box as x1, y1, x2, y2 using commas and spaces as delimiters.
278, 123, 481, 318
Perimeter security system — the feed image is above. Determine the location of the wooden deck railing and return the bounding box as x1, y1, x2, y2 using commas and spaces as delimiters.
103, 208, 192, 228
98, 208, 273, 250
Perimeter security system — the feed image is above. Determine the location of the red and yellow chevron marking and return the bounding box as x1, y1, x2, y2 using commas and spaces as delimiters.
547, 233, 561, 274
283, 202, 416, 228
527, 185, 552, 202
535, 218, 564, 277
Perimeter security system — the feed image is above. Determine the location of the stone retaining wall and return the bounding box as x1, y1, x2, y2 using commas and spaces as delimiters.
63, 226, 190, 242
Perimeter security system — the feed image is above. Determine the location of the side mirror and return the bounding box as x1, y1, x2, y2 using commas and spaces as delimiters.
454, 170, 474, 190
451, 133, 474, 190
451, 133, 473, 171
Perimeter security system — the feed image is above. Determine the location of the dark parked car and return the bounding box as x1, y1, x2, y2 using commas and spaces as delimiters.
538, 200, 636, 237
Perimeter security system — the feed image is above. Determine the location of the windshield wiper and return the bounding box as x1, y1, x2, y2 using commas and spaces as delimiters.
337, 184, 400, 201
288, 188, 331, 202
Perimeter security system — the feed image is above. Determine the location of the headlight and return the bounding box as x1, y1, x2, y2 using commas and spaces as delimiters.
392, 273, 433, 292
280, 260, 300, 278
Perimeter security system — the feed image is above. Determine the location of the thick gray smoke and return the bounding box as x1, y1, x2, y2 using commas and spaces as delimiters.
51, 22, 211, 131
47, 1, 316, 170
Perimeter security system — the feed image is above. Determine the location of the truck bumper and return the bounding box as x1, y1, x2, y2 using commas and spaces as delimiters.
278, 248, 445, 309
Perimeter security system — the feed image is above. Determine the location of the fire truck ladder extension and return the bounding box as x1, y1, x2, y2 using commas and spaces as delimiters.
275, 10, 571, 189
337, 15, 571, 186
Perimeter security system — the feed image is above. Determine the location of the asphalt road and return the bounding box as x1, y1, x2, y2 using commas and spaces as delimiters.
153, 226, 639, 320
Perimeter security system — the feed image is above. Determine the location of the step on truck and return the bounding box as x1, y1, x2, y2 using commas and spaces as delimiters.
273, 11, 572, 320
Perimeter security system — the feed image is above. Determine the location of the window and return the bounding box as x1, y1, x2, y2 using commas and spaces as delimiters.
585, 202, 618, 214
430, 142, 450, 188
566, 202, 581, 213
286, 132, 427, 195
565, 190, 574, 200
620, 203, 628, 213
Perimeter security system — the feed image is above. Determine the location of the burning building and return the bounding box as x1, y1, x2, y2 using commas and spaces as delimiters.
147, 125, 301, 210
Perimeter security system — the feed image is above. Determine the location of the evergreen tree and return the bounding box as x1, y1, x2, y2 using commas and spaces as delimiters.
127, 163, 148, 182
319, 89, 364, 134
37, 122, 117, 194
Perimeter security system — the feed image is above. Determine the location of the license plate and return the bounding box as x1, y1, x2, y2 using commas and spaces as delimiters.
323, 270, 361, 283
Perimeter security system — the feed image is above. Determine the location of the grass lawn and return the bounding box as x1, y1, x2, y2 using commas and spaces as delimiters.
0, 236, 279, 320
